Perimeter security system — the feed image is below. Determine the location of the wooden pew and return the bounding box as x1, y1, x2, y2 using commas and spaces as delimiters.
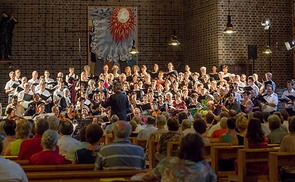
228, 148, 279, 182
148, 139, 159, 169
22, 164, 95, 172
4, 155, 18, 160
268, 152, 295, 182
166, 141, 180, 158
133, 138, 148, 150
16, 160, 30, 165
26, 169, 149, 181
103, 134, 113, 144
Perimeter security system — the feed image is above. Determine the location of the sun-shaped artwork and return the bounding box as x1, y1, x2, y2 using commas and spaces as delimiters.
109, 7, 135, 44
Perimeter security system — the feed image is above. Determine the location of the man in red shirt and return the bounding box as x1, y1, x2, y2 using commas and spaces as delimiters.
18, 118, 49, 160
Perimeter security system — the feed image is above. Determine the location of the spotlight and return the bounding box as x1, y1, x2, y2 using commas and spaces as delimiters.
129, 40, 139, 55
285, 40, 295, 50
261, 19, 272, 30
168, 30, 180, 46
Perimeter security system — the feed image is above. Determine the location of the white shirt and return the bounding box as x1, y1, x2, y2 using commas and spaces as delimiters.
281, 89, 295, 109
138, 125, 158, 138
0, 156, 28, 182
18, 90, 34, 109
207, 122, 221, 137
57, 135, 81, 157
4, 80, 19, 96
262, 92, 279, 112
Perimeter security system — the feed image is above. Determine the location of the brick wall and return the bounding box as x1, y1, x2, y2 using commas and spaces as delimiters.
0, 0, 184, 105
183, 0, 219, 72
0, 0, 292, 105
217, 0, 292, 86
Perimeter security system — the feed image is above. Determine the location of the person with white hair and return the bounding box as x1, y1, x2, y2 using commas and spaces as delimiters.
30, 130, 67, 165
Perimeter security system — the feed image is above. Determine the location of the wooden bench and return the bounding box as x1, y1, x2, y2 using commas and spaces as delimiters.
268, 152, 295, 182
133, 138, 148, 150
211, 145, 243, 179
148, 139, 159, 169
4, 155, 18, 160
228, 148, 279, 182
22, 164, 95, 172
26, 169, 149, 181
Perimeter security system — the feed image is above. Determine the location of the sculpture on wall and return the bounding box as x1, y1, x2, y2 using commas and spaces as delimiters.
0, 11, 17, 59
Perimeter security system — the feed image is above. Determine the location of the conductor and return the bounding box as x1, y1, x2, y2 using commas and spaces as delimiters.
102, 82, 130, 121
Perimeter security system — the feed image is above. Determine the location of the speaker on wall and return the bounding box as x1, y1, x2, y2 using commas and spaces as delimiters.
248, 45, 257, 60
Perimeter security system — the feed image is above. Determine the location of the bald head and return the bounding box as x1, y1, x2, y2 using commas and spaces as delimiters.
112, 120, 131, 139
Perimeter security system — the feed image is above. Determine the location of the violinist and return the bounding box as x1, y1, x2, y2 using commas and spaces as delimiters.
90, 93, 102, 116
61, 104, 77, 121
222, 92, 240, 113
241, 91, 254, 114
6, 95, 25, 116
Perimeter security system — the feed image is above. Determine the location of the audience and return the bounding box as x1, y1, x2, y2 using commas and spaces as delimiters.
95, 120, 145, 170
18, 118, 49, 160
193, 118, 210, 144
57, 121, 81, 161
138, 116, 157, 138
280, 116, 295, 152
267, 115, 288, 144
4, 118, 32, 156
30, 130, 67, 165
2, 120, 16, 152
132, 133, 217, 181
155, 118, 182, 162
75, 124, 103, 164
0, 138, 28, 181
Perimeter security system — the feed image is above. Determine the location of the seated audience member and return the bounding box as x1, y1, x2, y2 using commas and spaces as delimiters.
219, 117, 238, 145
57, 121, 81, 161
47, 115, 61, 138
279, 118, 295, 182
131, 115, 144, 134
149, 115, 168, 141
95, 120, 145, 170
235, 115, 248, 145
280, 117, 295, 152
245, 118, 268, 149
211, 117, 228, 138
4, 119, 32, 156
267, 115, 288, 144
193, 118, 210, 144
182, 119, 195, 136
273, 111, 288, 132
0, 138, 28, 182
132, 133, 217, 181
18, 118, 49, 160
2, 120, 16, 153
30, 130, 67, 165
138, 116, 157, 138
129, 120, 139, 137
234, 118, 269, 176
155, 118, 182, 162
104, 114, 119, 134
253, 111, 271, 136
75, 124, 103, 164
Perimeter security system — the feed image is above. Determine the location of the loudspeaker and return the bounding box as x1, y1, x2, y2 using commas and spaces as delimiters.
248, 45, 257, 60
